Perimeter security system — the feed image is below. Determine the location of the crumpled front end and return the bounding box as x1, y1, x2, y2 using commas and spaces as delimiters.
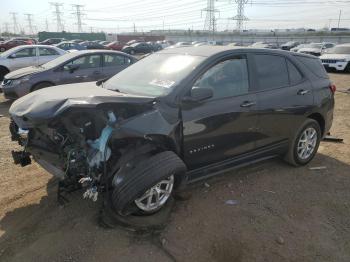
9, 84, 181, 203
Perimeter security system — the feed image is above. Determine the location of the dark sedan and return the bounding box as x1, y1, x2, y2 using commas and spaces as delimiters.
1, 50, 137, 99
80, 41, 107, 50
55, 41, 86, 51
0, 40, 29, 52
122, 42, 154, 55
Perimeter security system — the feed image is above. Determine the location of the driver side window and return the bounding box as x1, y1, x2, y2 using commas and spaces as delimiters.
193, 55, 249, 100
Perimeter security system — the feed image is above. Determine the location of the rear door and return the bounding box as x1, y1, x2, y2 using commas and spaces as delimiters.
8, 46, 38, 70
182, 54, 258, 169
59, 54, 103, 84
102, 53, 133, 78
253, 53, 313, 149
38, 47, 61, 65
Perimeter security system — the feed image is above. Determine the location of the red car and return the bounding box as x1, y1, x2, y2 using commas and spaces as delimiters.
106, 41, 124, 51
0, 40, 29, 52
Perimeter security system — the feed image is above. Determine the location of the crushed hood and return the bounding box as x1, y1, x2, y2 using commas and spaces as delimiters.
9, 81, 155, 128
5, 66, 45, 79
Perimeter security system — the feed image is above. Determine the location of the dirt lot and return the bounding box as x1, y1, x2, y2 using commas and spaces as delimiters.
0, 73, 349, 262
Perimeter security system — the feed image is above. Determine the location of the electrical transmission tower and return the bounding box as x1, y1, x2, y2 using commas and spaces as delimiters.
231, 0, 249, 32
24, 14, 34, 35
50, 2, 64, 32
4, 23, 10, 33
202, 0, 219, 33
72, 4, 85, 32
10, 12, 19, 34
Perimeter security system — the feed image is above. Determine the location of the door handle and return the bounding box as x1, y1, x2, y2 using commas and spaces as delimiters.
240, 101, 256, 108
297, 89, 310, 95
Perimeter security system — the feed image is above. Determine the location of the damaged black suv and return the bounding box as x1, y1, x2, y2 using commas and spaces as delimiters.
9, 46, 335, 218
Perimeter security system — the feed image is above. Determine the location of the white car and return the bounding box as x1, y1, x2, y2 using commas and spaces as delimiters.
320, 44, 350, 72
297, 42, 335, 56
0, 45, 66, 80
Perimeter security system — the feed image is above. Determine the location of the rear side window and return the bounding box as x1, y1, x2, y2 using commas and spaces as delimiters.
294, 55, 328, 78
287, 60, 303, 85
39, 47, 59, 56
255, 54, 289, 90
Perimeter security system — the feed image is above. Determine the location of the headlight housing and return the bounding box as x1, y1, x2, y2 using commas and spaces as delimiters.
12, 76, 31, 86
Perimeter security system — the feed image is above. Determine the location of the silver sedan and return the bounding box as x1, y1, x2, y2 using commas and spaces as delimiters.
0, 45, 66, 80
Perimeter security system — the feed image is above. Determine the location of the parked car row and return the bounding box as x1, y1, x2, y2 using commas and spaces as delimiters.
1, 50, 137, 99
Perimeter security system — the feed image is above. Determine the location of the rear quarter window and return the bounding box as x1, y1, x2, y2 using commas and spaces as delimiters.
294, 55, 328, 79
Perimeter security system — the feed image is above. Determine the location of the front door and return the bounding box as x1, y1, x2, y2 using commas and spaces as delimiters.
8, 47, 38, 70
182, 54, 258, 170
59, 54, 103, 84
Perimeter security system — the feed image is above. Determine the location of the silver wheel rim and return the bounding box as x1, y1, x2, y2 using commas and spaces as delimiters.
297, 127, 317, 160
134, 175, 174, 212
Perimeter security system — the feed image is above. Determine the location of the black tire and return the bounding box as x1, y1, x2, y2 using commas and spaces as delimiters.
0, 47, 5, 52
130, 49, 135, 55
111, 150, 187, 216
31, 82, 54, 92
0, 67, 9, 81
284, 119, 321, 166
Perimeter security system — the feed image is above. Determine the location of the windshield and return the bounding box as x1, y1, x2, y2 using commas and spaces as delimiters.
327, 46, 350, 54
104, 53, 205, 96
0, 47, 19, 57
40, 52, 80, 69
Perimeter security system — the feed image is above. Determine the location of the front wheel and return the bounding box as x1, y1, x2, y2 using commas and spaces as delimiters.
111, 150, 186, 216
0, 47, 5, 52
284, 119, 321, 166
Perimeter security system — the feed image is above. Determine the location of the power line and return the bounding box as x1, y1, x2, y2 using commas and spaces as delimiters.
24, 13, 35, 35
72, 4, 85, 32
50, 2, 64, 32
9, 12, 19, 34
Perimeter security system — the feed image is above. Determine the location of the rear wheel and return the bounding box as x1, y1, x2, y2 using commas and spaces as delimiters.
130, 49, 135, 55
0, 47, 5, 52
284, 119, 321, 166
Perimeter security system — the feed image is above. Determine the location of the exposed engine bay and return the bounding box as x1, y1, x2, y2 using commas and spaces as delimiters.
10, 103, 168, 202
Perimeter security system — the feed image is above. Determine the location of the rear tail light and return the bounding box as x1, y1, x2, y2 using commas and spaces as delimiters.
329, 84, 336, 94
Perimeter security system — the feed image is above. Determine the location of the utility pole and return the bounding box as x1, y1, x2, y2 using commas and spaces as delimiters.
10, 12, 19, 34
4, 23, 9, 33
230, 0, 249, 32
45, 19, 49, 31
337, 10, 342, 29
202, 0, 219, 34
24, 13, 34, 35
72, 4, 84, 32
50, 2, 64, 32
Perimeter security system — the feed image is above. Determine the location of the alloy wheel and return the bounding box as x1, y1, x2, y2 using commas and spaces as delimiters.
297, 127, 318, 160
134, 175, 174, 212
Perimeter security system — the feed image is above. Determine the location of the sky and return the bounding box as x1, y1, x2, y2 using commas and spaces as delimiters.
0, 0, 350, 34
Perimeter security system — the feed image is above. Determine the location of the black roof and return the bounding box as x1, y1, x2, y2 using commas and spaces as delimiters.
159, 46, 315, 59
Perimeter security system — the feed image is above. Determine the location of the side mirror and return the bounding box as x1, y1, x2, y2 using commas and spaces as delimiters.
183, 87, 213, 103
9, 53, 17, 59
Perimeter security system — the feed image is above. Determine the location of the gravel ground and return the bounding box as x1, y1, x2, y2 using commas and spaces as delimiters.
0, 73, 349, 262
